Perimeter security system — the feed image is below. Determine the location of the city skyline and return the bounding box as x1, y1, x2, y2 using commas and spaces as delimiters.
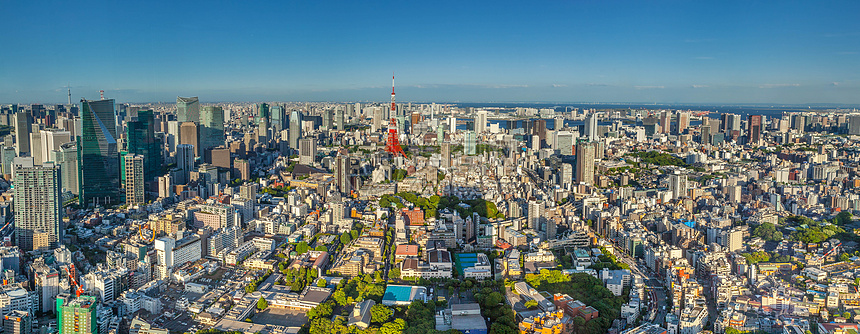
2, 1, 860, 104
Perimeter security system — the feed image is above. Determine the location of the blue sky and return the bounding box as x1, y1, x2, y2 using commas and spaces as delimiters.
2, 0, 859, 104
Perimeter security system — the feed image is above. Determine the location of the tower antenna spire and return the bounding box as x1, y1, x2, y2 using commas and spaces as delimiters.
67, 84, 72, 105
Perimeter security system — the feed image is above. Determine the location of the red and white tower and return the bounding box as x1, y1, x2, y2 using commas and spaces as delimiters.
385, 74, 407, 158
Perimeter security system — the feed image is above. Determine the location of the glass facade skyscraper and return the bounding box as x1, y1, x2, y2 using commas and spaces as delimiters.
77, 99, 120, 207
126, 109, 163, 182
176, 96, 199, 123
200, 106, 225, 152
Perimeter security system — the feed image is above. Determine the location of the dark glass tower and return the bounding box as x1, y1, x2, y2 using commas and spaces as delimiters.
126, 109, 163, 182
77, 99, 120, 207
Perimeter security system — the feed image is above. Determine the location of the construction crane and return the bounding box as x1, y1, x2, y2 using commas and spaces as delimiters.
63, 264, 84, 297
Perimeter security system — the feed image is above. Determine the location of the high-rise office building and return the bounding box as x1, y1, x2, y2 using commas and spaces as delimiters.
123, 154, 144, 206
257, 103, 270, 123
475, 110, 488, 134
585, 112, 598, 140
700, 125, 712, 145
849, 116, 860, 136
175, 144, 194, 184
575, 141, 596, 186
176, 97, 199, 123
77, 99, 120, 207
336, 107, 345, 131
179, 122, 199, 156
56, 294, 98, 334
748, 115, 762, 144
555, 131, 574, 155
440, 143, 452, 168
13, 157, 62, 251
335, 154, 351, 194
669, 173, 687, 200
1, 146, 16, 176
271, 105, 286, 131
659, 111, 671, 134
464, 131, 476, 155
158, 175, 172, 199
14, 111, 32, 156
299, 138, 316, 165
289, 110, 303, 149
322, 108, 333, 131
676, 112, 690, 134
126, 109, 163, 182
40, 129, 71, 164
50, 143, 78, 195
528, 200, 544, 230
200, 106, 224, 152
29, 132, 43, 165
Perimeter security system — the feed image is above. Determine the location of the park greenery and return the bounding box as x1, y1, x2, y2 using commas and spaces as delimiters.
525, 270, 626, 334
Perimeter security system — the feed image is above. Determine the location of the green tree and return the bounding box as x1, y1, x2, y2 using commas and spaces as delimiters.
841, 253, 851, 262
370, 304, 393, 323
389, 267, 401, 279
379, 318, 406, 334
256, 297, 268, 310
524, 300, 538, 309
296, 241, 309, 255
339, 233, 352, 245
844, 311, 852, 319
315, 245, 328, 252
725, 327, 741, 334
317, 279, 327, 287
836, 211, 853, 225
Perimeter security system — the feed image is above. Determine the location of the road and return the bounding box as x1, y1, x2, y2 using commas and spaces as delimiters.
617, 252, 668, 326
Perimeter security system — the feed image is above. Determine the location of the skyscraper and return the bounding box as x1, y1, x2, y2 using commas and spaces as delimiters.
575, 141, 596, 186
50, 142, 78, 195
200, 106, 224, 152
179, 122, 199, 156
77, 99, 119, 207
56, 294, 98, 334
126, 109, 163, 182
464, 131, 476, 155
475, 110, 488, 134
335, 153, 351, 194
440, 143, 452, 168
322, 108, 333, 131
748, 115, 762, 144
123, 154, 144, 206
289, 110, 303, 149
13, 157, 62, 251
257, 103, 270, 123
271, 105, 286, 131
676, 112, 690, 134
175, 144, 194, 185
336, 107, 345, 131
669, 172, 687, 200
528, 200, 544, 230
176, 97, 199, 123
585, 112, 598, 140
40, 129, 72, 164
298, 138, 316, 165
659, 111, 671, 134
14, 111, 32, 156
